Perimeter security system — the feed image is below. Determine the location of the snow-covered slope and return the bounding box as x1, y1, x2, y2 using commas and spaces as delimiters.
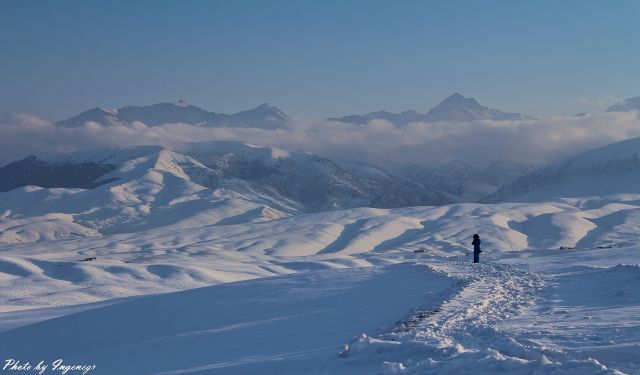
56, 101, 290, 129
0, 141, 453, 243
2, 193, 639, 309
485, 136, 640, 202
2, 139, 639, 374
330, 93, 535, 126
179, 142, 452, 211
0, 264, 460, 375
1, 194, 639, 374
0, 146, 297, 243
396, 160, 535, 202
401, 160, 496, 202
481, 160, 540, 188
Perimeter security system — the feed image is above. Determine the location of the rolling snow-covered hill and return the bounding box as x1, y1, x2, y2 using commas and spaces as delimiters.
485, 136, 640, 202
2, 192, 639, 310
330, 93, 535, 126
0, 141, 453, 243
1, 193, 639, 374
56, 101, 290, 129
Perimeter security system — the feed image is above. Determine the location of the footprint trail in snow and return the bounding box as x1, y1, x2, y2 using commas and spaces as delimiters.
342, 260, 628, 375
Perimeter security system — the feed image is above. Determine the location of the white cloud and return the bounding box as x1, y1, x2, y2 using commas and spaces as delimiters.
1, 111, 639, 168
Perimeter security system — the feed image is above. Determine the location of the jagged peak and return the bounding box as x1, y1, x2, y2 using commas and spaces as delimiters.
437, 93, 481, 108
253, 103, 285, 113
232, 103, 289, 120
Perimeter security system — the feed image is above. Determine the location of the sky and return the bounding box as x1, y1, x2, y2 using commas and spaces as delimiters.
1, 0, 639, 120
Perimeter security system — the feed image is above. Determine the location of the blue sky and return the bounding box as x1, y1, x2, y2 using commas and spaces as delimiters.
1, 0, 638, 120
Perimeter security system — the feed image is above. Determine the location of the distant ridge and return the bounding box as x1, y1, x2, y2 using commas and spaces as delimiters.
0, 141, 453, 214
606, 96, 640, 113
56, 101, 290, 129
484, 136, 640, 202
330, 93, 536, 126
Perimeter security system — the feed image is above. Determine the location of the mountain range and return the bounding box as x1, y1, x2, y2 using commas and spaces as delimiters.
329, 93, 536, 126
54, 93, 640, 131
0, 141, 457, 242
2, 133, 640, 243
55, 93, 538, 130
2, 93, 639, 243
56, 101, 290, 129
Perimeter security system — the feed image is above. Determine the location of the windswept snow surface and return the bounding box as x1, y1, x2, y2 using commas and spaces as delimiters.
1, 195, 639, 374
0, 264, 460, 375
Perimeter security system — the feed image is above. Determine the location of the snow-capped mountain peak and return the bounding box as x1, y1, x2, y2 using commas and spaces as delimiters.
229, 103, 290, 128
437, 92, 481, 108
425, 93, 535, 122
329, 93, 535, 126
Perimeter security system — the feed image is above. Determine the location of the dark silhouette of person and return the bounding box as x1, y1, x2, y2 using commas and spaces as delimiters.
472, 234, 482, 263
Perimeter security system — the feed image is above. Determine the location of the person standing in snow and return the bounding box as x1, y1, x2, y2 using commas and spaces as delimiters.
472, 234, 482, 263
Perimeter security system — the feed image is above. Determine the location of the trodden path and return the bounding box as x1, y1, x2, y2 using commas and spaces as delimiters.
340, 259, 629, 375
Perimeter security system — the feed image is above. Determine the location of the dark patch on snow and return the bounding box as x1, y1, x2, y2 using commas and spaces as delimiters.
0, 156, 117, 192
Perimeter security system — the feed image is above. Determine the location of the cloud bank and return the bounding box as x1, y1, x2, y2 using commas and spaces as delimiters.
1, 111, 639, 168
